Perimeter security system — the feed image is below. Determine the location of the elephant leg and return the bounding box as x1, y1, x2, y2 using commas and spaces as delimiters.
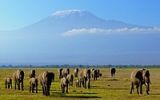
8, 84, 9, 89
45, 85, 49, 96
11, 82, 12, 89
43, 86, 46, 95
21, 81, 24, 91
47, 85, 50, 96
88, 79, 90, 89
44, 86, 47, 96
84, 78, 87, 88
18, 82, 20, 90
15, 81, 17, 90
139, 82, 142, 94
9, 84, 11, 89
84, 80, 86, 88
36, 86, 38, 93
81, 80, 83, 87
61, 85, 64, 93
146, 84, 150, 95
45, 86, 48, 96
136, 84, 139, 94
82, 80, 84, 88
130, 82, 134, 94
32, 84, 34, 93
42, 86, 45, 95
79, 80, 81, 87
66, 84, 68, 93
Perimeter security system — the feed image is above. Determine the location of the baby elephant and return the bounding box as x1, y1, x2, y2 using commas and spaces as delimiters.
61, 77, 69, 93
29, 78, 38, 93
67, 74, 74, 86
5, 77, 12, 89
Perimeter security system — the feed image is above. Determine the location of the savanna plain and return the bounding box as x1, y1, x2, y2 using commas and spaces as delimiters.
0, 68, 160, 100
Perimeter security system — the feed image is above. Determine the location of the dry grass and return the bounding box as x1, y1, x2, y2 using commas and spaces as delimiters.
0, 68, 159, 100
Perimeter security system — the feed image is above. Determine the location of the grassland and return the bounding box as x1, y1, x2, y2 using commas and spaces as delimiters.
0, 68, 159, 100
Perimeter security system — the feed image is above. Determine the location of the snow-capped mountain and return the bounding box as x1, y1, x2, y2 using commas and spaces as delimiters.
0, 10, 160, 65
17, 9, 151, 35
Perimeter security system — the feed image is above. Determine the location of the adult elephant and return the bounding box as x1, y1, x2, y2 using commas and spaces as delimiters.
13, 69, 24, 91
38, 71, 55, 96
111, 68, 116, 77
78, 68, 91, 89
130, 69, 151, 95
84, 68, 91, 89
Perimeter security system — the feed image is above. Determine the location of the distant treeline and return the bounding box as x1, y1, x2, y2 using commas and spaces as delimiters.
0, 64, 160, 68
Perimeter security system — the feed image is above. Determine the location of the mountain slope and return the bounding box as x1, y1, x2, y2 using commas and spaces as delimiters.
0, 10, 160, 65
17, 10, 147, 34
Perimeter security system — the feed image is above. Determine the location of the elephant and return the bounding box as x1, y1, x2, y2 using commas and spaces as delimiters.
29, 77, 38, 93
74, 68, 79, 77
78, 69, 85, 88
5, 77, 12, 89
111, 68, 116, 77
38, 71, 55, 96
29, 69, 36, 78
58, 68, 63, 79
92, 69, 102, 80
93, 69, 98, 80
130, 69, 151, 95
61, 77, 69, 93
78, 69, 91, 89
67, 74, 74, 86
143, 70, 151, 94
13, 69, 24, 91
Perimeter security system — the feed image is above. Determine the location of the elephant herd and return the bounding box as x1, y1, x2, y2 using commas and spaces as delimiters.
4, 68, 151, 96
58, 68, 102, 93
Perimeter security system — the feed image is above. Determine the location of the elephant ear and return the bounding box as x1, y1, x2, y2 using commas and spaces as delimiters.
145, 70, 150, 77
135, 71, 143, 81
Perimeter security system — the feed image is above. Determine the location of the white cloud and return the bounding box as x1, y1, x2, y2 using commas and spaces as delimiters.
62, 27, 160, 37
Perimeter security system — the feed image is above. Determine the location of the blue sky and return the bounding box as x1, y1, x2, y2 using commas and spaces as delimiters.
0, 0, 160, 31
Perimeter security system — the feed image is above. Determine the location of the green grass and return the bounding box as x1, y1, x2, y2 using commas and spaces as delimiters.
0, 68, 159, 100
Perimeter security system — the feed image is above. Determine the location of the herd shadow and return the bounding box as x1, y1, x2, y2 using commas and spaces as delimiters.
49, 91, 101, 98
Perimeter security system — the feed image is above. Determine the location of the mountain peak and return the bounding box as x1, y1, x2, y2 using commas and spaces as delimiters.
52, 9, 89, 17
